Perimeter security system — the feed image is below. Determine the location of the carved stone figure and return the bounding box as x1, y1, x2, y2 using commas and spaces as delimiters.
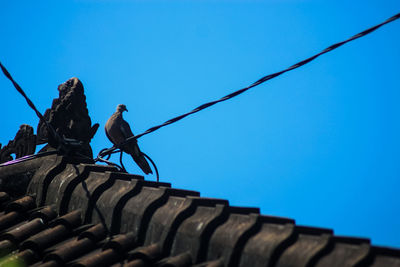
0, 124, 36, 163
0, 77, 99, 163
105, 104, 152, 174
37, 77, 99, 157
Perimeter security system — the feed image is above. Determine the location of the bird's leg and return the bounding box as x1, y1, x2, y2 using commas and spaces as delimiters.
119, 150, 127, 172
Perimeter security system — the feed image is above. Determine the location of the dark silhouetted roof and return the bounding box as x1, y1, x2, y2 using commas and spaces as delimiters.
0, 153, 399, 267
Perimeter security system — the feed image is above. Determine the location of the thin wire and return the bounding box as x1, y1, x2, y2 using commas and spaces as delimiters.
99, 12, 400, 158
0, 62, 65, 148
0, 150, 59, 167
142, 152, 159, 182
96, 148, 125, 171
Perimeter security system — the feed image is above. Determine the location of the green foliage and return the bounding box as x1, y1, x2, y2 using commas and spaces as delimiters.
0, 254, 26, 267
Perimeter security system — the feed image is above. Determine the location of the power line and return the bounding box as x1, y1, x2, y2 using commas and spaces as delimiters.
98, 12, 400, 159
0, 64, 87, 155
0, 62, 64, 147
0, 12, 399, 165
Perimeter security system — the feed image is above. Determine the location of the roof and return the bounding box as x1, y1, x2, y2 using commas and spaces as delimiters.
0, 153, 399, 267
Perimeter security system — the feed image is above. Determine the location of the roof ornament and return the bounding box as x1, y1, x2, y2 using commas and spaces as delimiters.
0, 124, 36, 164
37, 77, 99, 157
0, 62, 99, 165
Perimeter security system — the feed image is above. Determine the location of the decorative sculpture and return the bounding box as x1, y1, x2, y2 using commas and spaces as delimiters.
1, 77, 99, 163
37, 77, 99, 157
0, 124, 36, 163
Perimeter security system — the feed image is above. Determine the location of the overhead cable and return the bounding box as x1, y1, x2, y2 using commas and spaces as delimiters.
98, 12, 400, 159
0, 62, 65, 148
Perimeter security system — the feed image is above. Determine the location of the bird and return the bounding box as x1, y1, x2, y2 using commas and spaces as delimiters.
105, 104, 153, 174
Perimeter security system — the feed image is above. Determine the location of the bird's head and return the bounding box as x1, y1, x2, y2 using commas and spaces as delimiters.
116, 104, 128, 113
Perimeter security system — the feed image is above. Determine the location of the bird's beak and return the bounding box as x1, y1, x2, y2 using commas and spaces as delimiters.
125, 108, 128, 112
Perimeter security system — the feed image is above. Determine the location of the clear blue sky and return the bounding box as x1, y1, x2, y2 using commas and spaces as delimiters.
1, 0, 400, 248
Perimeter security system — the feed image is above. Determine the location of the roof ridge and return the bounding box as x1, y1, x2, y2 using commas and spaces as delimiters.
0, 154, 398, 266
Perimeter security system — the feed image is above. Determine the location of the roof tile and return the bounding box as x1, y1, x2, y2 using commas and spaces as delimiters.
49, 210, 82, 230
0, 211, 23, 232
5, 195, 35, 213
127, 243, 163, 263
45, 164, 117, 215
29, 206, 58, 223
369, 246, 400, 267
43, 237, 97, 264
123, 258, 150, 267
170, 201, 228, 263
103, 232, 137, 254
192, 259, 224, 267
20, 223, 73, 255
92, 178, 143, 230
314, 236, 371, 267
156, 251, 192, 267
239, 216, 295, 267
206, 208, 260, 266
78, 223, 107, 242
26, 155, 67, 207
274, 226, 333, 267
0, 239, 16, 257
0, 218, 46, 244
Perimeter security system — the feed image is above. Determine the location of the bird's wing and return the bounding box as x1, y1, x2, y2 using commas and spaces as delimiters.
119, 119, 134, 139
105, 126, 113, 143
105, 114, 126, 145
105, 112, 152, 174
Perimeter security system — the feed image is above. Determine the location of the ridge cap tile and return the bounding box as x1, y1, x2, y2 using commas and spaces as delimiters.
257, 214, 295, 225
313, 235, 371, 267
106, 171, 144, 181
143, 194, 197, 250
371, 245, 400, 257
228, 206, 260, 215
28, 155, 68, 207
170, 201, 229, 263
331, 235, 371, 244
239, 219, 296, 267
295, 225, 334, 235
91, 178, 143, 230
185, 196, 229, 207
163, 188, 200, 198
206, 206, 262, 267
274, 226, 333, 267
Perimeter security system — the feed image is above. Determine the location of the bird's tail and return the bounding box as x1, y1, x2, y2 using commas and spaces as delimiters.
131, 153, 153, 175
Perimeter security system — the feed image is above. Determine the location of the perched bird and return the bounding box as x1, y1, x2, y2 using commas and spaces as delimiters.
105, 104, 153, 174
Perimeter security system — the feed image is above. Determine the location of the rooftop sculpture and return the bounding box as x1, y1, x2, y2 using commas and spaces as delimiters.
0, 124, 36, 164
0, 77, 98, 164
36, 77, 99, 158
